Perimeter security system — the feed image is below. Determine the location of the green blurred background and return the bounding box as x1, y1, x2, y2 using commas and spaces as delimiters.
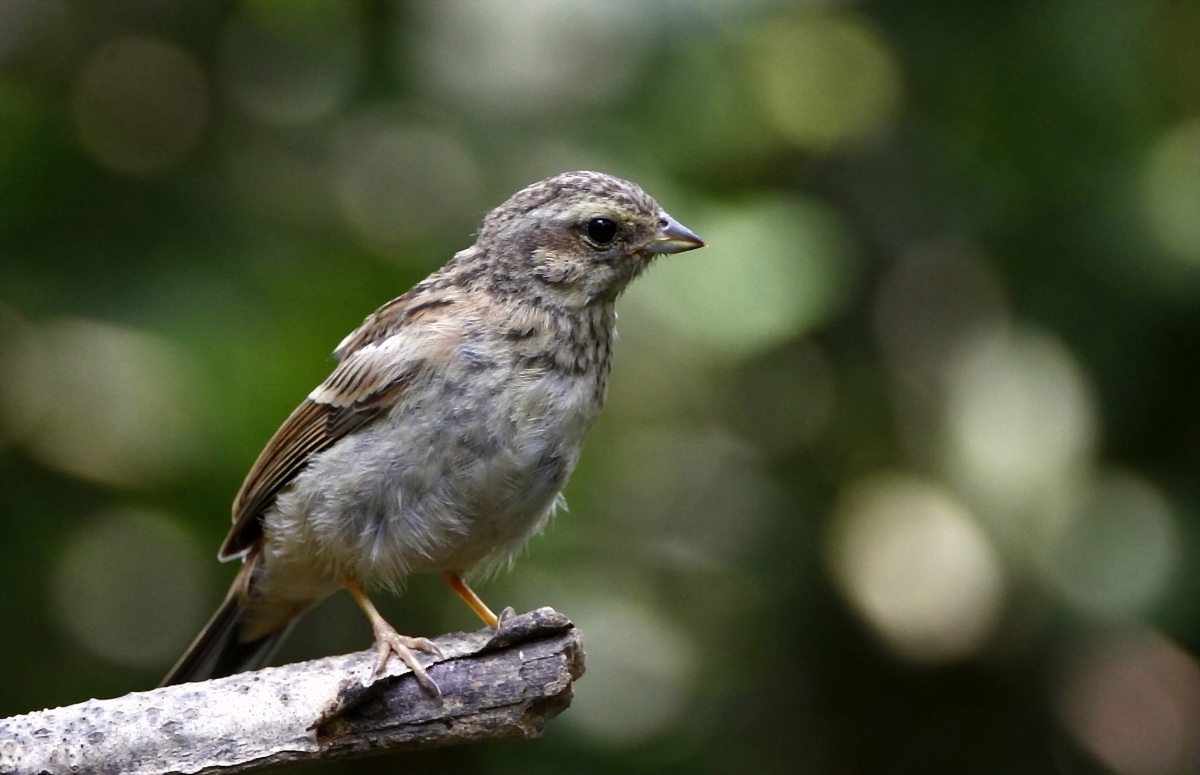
1, 1, 1198, 773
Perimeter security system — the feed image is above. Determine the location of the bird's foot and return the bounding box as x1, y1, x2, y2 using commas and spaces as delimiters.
370, 621, 444, 697
496, 605, 516, 629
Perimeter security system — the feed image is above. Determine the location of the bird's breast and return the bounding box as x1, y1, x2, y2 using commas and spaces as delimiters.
263, 327, 610, 588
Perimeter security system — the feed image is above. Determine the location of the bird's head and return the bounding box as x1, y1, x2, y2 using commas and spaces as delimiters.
475, 171, 705, 308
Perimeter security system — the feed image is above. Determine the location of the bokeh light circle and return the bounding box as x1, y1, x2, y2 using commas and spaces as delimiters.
747, 9, 902, 149
52, 509, 210, 668
72, 35, 209, 177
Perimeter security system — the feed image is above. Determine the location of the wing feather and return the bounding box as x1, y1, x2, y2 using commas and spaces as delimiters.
217, 295, 461, 561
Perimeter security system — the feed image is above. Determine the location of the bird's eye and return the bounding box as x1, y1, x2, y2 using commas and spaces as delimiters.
583, 217, 618, 247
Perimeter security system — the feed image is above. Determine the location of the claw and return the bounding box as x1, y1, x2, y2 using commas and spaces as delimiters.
371, 626, 443, 697
496, 606, 516, 628
345, 577, 443, 697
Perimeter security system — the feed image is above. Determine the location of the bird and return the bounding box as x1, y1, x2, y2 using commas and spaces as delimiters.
161, 171, 705, 694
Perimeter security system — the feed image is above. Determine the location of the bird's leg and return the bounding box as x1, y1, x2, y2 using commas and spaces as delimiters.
442, 570, 515, 629
344, 577, 443, 696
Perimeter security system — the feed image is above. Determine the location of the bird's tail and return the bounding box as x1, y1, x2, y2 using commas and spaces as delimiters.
160, 554, 296, 687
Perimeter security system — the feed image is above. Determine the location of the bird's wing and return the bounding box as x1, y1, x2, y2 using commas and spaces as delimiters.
217, 296, 464, 561
331, 294, 412, 360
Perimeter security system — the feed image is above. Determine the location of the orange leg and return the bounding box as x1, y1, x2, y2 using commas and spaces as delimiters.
345, 577, 443, 696
442, 570, 508, 628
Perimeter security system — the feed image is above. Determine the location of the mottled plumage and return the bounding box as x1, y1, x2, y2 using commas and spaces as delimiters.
162, 171, 704, 692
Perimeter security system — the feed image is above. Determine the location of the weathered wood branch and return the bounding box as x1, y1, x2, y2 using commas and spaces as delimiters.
0, 608, 584, 775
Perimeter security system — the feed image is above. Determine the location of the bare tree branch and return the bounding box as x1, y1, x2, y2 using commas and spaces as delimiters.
0, 608, 584, 775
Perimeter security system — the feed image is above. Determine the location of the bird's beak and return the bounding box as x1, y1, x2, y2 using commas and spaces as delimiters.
645, 214, 705, 254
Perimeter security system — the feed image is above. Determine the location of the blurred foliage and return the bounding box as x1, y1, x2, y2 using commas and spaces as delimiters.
1, 1, 1198, 774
